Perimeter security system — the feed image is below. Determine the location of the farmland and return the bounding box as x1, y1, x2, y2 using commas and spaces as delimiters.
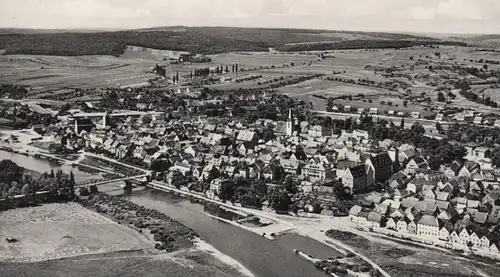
3, 43, 499, 118
0, 54, 157, 91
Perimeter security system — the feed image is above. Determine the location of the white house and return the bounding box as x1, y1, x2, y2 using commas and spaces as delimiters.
417, 215, 439, 238
386, 218, 397, 230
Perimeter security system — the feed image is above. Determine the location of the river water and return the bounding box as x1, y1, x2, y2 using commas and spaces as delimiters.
0, 150, 334, 277
0, 149, 102, 182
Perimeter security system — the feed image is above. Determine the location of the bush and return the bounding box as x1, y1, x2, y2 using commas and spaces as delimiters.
89, 185, 98, 194
79, 187, 90, 196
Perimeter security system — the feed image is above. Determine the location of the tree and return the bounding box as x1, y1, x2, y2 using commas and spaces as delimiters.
142, 115, 152, 125
333, 181, 350, 199
284, 177, 298, 194
403, 100, 408, 107
435, 122, 442, 133
410, 122, 425, 134
268, 188, 291, 212
219, 181, 235, 201
150, 159, 171, 172
69, 171, 76, 198
323, 116, 332, 127
437, 92, 446, 102
89, 185, 98, 195
400, 118, 405, 129
20, 183, 30, 196
207, 167, 220, 181
79, 187, 90, 196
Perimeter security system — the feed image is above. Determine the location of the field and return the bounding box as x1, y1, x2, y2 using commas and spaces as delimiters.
0, 248, 250, 277
0, 203, 154, 262
0, 54, 157, 90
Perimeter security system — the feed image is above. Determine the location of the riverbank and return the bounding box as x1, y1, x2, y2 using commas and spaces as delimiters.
79, 192, 197, 251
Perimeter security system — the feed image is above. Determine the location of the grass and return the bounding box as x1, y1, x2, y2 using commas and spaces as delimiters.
0, 55, 155, 90
0, 203, 153, 262
383, 263, 479, 277
0, 250, 248, 277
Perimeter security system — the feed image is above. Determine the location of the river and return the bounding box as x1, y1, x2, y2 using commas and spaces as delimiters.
119, 189, 329, 277
0, 150, 336, 277
0, 149, 102, 182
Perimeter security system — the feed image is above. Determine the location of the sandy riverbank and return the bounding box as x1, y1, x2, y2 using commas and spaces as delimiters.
194, 238, 256, 277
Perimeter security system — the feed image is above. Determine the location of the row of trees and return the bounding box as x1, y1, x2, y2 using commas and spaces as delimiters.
0, 160, 76, 201
0, 84, 28, 99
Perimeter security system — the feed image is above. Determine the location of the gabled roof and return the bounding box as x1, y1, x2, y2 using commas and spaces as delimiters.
450, 161, 462, 172
368, 152, 392, 168
435, 191, 450, 201
367, 212, 383, 223
418, 215, 439, 227
348, 164, 367, 178
237, 130, 256, 142
401, 197, 420, 208
463, 161, 480, 173
349, 205, 362, 216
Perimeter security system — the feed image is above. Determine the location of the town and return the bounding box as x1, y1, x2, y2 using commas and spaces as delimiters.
3, 12, 500, 277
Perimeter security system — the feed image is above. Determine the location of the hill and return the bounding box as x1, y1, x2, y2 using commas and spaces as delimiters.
0, 26, 465, 56
0, 28, 121, 35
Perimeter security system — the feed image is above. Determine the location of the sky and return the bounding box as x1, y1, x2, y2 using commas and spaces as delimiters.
1, 0, 500, 34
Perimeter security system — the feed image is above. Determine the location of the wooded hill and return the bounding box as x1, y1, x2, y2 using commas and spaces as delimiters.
0, 26, 467, 56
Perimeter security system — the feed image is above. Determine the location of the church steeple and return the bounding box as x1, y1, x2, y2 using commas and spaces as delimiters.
286, 108, 293, 136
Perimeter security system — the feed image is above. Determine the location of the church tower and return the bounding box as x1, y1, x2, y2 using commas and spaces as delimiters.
286, 109, 293, 136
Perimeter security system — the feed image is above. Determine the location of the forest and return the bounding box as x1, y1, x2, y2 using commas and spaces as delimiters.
277, 40, 468, 52
0, 29, 270, 56
0, 27, 464, 56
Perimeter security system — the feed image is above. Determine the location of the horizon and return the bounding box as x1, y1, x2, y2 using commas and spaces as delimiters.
2, 0, 500, 35
0, 25, 496, 37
